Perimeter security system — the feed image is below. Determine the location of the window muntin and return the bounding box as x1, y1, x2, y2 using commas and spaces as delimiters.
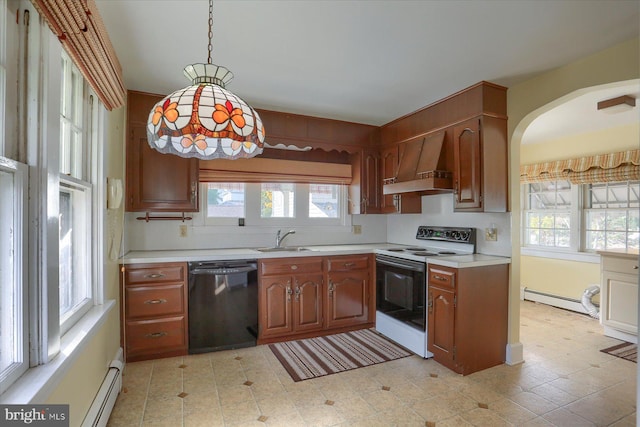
60, 52, 84, 179
585, 181, 640, 251
523, 180, 572, 248
0, 159, 28, 392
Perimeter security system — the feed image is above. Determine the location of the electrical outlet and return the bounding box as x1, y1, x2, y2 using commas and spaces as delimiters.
485, 227, 497, 241
179, 225, 188, 237
353, 225, 362, 235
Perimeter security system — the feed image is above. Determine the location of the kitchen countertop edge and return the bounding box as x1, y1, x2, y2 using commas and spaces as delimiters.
122, 244, 511, 267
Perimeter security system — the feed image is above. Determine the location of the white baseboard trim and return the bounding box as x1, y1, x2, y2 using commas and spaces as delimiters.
603, 326, 638, 344
506, 342, 524, 365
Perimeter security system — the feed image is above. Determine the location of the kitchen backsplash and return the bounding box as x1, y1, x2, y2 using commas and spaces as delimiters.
123, 193, 511, 256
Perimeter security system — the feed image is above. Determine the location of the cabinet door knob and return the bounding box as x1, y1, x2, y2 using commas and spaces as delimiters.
144, 298, 167, 305
145, 332, 168, 339
290, 265, 298, 270
633, 265, 638, 270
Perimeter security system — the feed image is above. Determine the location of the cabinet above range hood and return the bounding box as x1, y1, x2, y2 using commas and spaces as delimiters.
383, 131, 453, 195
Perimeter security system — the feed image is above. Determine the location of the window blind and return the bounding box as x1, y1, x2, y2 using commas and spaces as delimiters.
31, 0, 125, 110
520, 149, 640, 184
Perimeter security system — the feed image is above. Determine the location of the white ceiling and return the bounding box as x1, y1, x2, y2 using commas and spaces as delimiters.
95, 0, 640, 130
522, 80, 640, 145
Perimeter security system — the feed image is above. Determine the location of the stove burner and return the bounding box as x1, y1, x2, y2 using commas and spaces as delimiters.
404, 247, 425, 251
387, 248, 406, 252
411, 251, 439, 256
438, 251, 457, 255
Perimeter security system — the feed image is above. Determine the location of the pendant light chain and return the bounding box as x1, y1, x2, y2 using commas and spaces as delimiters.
207, 0, 213, 64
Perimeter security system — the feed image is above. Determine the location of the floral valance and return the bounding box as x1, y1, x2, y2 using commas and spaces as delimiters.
520, 149, 640, 184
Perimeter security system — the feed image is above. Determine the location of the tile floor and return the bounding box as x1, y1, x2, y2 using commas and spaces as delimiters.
107, 301, 637, 426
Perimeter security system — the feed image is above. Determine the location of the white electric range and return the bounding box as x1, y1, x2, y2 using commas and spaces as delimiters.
374, 226, 476, 358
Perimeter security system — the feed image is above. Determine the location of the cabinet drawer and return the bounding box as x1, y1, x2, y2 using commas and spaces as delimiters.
126, 316, 187, 355
125, 263, 186, 284
326, 255, 370, 272
602, 256, 639, 274
428, 266, 456, 289
125, 284, 185, 319
259, 258, 323, 275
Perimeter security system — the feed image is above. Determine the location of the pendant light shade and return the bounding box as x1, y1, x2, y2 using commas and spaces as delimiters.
146, 2, 265, 160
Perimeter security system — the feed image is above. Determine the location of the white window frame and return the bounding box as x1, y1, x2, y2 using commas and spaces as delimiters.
58, 53, 99, 334
0, 157, 28, 394
202, 182, 348, 227
521, 179, 639, 261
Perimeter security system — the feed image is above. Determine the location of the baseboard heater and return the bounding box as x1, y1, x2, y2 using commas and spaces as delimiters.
81, 348, 124, 427
522, 287, 594, 315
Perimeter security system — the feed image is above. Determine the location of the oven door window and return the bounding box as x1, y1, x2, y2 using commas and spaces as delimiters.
376, 261, 425, 330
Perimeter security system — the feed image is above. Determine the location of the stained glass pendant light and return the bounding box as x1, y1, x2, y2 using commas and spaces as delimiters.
147, 0, 265, 160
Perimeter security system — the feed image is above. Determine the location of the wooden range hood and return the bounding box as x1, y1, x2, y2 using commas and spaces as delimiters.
382, 131, 453, 195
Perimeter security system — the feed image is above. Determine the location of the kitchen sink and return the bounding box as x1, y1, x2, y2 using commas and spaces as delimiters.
255, 246, 313, 252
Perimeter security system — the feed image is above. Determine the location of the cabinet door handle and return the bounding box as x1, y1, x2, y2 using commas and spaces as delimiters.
191, 181, 197, 205
144, 298, 167, 305
344, 262, 355, 268
428, 293, 433, 314
633, 265, 638, 270
295, 287, 301, 301
145, 332, 168, 339
328, 280, 334, 297
286, 283, 292, 301
290, 265, 298, 270
433, 274, 447, 282
145, 273, 165, 279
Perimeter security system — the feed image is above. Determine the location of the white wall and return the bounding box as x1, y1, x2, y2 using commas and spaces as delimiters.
386, 193, 512, 257
124, 211, 388, 251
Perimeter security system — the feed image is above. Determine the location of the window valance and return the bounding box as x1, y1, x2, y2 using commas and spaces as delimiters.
520, 149, 640, 184
200, 158, 352, 184
31, 0, 126, 110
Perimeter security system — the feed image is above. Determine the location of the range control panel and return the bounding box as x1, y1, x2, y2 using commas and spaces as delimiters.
416, 226, 476, 244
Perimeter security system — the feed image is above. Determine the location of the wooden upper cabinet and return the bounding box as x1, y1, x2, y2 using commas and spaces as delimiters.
452, 116, 508, 212
453, 118, 482, 211
349, 149, 380, 214
380, 144, 421, 214
126, 91, 199, 212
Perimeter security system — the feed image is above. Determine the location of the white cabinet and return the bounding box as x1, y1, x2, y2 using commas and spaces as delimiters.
600, 253, 639, 343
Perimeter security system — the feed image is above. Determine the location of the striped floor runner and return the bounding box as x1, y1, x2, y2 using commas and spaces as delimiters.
601, 342, 637, 363
269, 329, 412, 382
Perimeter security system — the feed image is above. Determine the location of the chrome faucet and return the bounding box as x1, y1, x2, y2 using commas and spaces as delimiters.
275, 229, 295, 248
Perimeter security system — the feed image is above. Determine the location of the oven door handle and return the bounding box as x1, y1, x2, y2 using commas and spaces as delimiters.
376, 257, 425, 273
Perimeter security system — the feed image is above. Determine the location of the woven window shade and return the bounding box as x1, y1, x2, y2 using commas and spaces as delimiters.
520, 149, 640, 184
200, 158, 352, 184
31, 0, 125, 110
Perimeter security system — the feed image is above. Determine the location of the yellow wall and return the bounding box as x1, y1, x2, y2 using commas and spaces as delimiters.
521, 256, 601, 301
507, 37, 640, 354
44, 105, 126, 427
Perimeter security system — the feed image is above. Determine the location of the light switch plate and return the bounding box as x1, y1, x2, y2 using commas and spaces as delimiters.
179, 225, 188, 237
353, 225, 362, 235
485, 228, 497, 241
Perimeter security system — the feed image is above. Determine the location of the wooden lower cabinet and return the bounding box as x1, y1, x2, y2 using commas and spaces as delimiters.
326, 255, 373, 329
258, 254, 375, 344
121, 262, 189, 362
427, 263, 509, 375
258, 257, 324, 341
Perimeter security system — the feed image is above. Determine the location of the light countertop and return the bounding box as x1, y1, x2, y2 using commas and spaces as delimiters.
598, 249, 639, 260
123, 244, 511, 267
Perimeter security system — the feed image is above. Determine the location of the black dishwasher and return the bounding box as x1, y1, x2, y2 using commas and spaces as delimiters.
188, 260, 258, 353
